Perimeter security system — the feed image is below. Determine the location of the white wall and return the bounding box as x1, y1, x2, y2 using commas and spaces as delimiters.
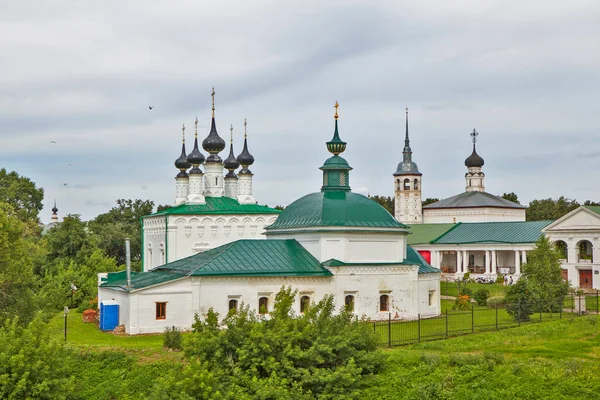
417, 274, 441, 317
423, 207, 525, 223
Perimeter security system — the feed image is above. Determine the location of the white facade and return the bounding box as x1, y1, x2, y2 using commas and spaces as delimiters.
423, 207, 526, 224
202, 162, 225, 197
465, 166, 485, 192
143, 213, 279, 271
394, 175, 422, 224
237, 173, 255, 205
543, 207, 600, 289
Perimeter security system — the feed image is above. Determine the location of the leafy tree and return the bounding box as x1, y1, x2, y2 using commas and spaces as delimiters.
274, 205, 285, 211
501, 192, 519, 204
0, 315, 74, 399
156, 204, 172, 212
583, 200, 600, 206
0, 169, 44, 223
369, 195, 394, 214
526, 196, 580, 221
504, 279, 537, 322
422, 198, 439, 206
181, 287, 382, 398
89, 199, 154, 266
0, 203, 40, 325
44, 214, 96, 265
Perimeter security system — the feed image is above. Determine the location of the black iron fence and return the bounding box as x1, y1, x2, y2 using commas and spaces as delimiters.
371, 294, 595, 347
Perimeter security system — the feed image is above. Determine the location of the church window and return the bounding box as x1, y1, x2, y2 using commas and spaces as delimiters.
156, 302, 166, 320
429, 291, 435, 306
403, 179, 410, 190
414, 179, 419, 190
344, 295, 355, 312
340, 172, 346, 186
215, 177, 219, 185
379, 295, 389, 312
300, 296, 310, 313
228, 299, 238, 311
259, 297, 269, 314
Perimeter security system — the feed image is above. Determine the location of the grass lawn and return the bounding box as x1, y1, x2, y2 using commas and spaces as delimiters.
441, 281, 506, 297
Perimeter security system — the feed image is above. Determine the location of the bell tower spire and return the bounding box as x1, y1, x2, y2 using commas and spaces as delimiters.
465, 129, 485, 192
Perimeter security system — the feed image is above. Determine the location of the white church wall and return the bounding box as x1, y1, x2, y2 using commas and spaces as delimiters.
423, 207, 526, 223
417, 274, 441, 317
98, 288, 130, 331
142, 216, 167, 272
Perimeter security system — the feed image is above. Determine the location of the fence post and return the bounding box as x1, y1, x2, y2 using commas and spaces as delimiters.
418, 313, 421, 342
518, 300, 521, 327
445, 309, 448, 337
373, 321, 375, 333
495, 305, 498, 330
388, 313, 391, 348
578, 295, 582, 316
471, 303, 474, 333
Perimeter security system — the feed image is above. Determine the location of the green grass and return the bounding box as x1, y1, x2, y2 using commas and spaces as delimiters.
362, 315, 600, 399
441, 281, 506, 297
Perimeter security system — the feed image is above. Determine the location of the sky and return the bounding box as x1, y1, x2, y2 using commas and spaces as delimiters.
1, 0, 599, 223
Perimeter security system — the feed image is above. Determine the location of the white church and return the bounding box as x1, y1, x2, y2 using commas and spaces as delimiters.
98, 99, 441, 334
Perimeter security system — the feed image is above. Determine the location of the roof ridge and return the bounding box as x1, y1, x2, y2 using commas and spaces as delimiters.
430, 222, 462, 244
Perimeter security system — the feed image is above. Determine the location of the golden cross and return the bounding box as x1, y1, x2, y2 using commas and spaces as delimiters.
230, 124, 234, 143
194, 117, 198, 138
334, 101, 339, 119
181, 124, 185, 143
244, 118, 247, 139
211, 87, 215, 117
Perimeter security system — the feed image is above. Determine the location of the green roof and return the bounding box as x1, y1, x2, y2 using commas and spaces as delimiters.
584, 206, 600, 216
406, 223, 457, 245
101, 239, 332, 291
320, 246, 440, 274
266, 191, 407, 230
431, 220, 554, 244
146, 197, 281, 217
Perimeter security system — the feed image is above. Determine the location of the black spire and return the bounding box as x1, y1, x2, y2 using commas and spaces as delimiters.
51, 200, 58, 214
202, 88, 226, 163
187, 117, 205, 173
393, 108, 421, 176
174, 124, 191, 177
236, 119, 255, 174
320, 102, 352, 192
465, 129, 485, 168
224, 124, 240, 178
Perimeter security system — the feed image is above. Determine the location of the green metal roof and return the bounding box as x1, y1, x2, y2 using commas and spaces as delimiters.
320, 246, 440, 274
101, 239, 332, 291
146, 197, 281, 217
266, 191, 407, 230
431, 220, 554, 244
406, 223, 457, 245
584, 206, 600, 216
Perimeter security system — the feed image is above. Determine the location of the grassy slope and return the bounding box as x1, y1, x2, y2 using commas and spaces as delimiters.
363, 315, 600, 400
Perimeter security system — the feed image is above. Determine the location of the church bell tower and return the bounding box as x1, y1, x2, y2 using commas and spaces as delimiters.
393, 108, 422, 224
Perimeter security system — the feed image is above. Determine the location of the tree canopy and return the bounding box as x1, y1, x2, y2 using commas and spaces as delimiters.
369, 195, 394, 214
501, 192, 520, 204
0, 169, 44, 223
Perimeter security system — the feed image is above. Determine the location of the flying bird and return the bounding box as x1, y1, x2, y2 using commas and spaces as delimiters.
63, 183, 68, 187
50, 141, 56, 144
148, 106, 153, 110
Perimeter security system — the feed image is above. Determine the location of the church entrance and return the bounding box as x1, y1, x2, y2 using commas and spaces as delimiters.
579, 270, 592, 289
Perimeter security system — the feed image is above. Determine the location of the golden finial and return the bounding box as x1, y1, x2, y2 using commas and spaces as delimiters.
181, 124, 185, 143
230, 124, 234, 144
244, 118, 247, 139
211, 87, 215, 118
194, 117, 198, 138
334, 101, 339, 120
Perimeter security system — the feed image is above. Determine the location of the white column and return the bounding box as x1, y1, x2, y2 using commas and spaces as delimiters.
521, 250, 527, 264
456, 251, 461, 273
224, 176, 239, 199
491, 250, 497, 274
463, 250, 469, 273
485, 250, 491, 274
514, 250, 521, 275
237, 172, 256, 205
434, 251, 441, 269
175, 176, 189, 205
187, 172, 206, 204
567, 240, 577, 264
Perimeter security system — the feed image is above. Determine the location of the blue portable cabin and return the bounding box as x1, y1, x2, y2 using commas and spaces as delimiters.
99, 300, 119, 331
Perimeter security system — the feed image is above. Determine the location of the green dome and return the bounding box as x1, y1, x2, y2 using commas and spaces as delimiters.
267, 191, 407, 230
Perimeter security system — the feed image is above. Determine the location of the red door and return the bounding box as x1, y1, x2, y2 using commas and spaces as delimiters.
579, 270, 593, 289
561, 269, 568, 282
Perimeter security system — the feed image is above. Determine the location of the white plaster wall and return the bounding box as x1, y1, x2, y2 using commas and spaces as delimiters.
266, 230, 407, 263
423, 207, 526, 223
394, 175, 422, 224
142, 216, 167, 272
98, 288, 130, 331
417, 274, 440, 317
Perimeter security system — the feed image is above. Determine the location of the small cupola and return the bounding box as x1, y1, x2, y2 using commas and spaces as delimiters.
320, 102, 352, 192
174, 124, 191, 177
236, 119, 255, 174
187, 117, 206, 173
224, 124, 241, 177
202, 88, 226, 162
465, 129, 485, 168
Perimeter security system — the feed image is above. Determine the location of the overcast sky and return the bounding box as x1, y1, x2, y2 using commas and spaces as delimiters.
2, 0, 599, 223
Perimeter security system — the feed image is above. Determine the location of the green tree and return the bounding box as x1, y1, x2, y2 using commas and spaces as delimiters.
89, 199, 154, 267
0, 315, 74, 399
422, 198, 439, 206
44, 214, 96, 265
501, 192, 519, 204
156, 204, 172, 212
0, 203, 40, 325
369, 195, 394, 214
526, 197, 580, 220
0, 169, 44, 223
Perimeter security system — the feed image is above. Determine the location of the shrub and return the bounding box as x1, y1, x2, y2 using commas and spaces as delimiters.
453, 295, 471, 311
462, 272, 471, 281
495, 274, 505, 284
474, 288, 490, 306
505, 279, 537, 322
459, 287, 473, 297
487, 296, 506, 307
163, 326, 182, 350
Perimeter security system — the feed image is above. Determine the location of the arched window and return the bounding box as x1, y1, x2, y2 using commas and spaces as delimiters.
228, 299, 238, 311
554, 240, 568, 260
300, 296, 310, 313
577, 240, 594, 262
215, 177, 219, 185
340, 172, 346, 186
396, 179, 401, 190
403, 179, 410, 190
414, 179, 419, 190
344, 295, 355, 312
379, 294, 389, 312
259, 297, 269, 314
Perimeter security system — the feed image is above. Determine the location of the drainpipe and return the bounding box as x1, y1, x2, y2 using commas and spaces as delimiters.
125, 238, 131, 289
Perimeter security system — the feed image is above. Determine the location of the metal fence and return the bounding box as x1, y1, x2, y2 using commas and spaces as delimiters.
371, 294, 596, 347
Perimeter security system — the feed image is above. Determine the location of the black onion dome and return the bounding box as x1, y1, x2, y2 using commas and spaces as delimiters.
187, 137, 205, 166
202, 118, 226, 161
224, 142, 240, 171
237, 137, 254, 168
52, 201, 58, 214
175, 143, 191, 176
465, 144, 485, 168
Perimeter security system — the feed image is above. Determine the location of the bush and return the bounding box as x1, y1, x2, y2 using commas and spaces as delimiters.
474, 288, 490, 306
462, 272, 471, 281
459, 287, 473, 297
453, 295, 471, 311
163, 326, 182, 350
505, 279, 537, 322
487, 296, 506, 307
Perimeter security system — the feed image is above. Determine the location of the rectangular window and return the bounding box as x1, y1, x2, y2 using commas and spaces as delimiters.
429, 291, 435, 307
156, 302, 166, 320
